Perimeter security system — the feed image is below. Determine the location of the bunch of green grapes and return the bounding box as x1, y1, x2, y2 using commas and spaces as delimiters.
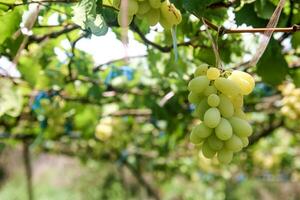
188, 64, 255, 164
114, 0, 182, 28
279, 83, 300, 120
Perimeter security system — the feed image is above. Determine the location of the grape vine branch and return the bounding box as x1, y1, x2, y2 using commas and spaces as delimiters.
203, 18, 300, 34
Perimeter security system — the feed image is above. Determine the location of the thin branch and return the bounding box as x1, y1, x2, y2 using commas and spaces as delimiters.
203, 18, 300, 34
248, 120, 283, 146
130, 23, 203, 52
123, 160, 161, 200
29, 24, 80, 43
93, 55, 147, 72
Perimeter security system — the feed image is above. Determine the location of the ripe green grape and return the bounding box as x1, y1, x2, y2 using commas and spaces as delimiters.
234, 108, 247, 120
194, 99, 209, 120
194, 64, 209, 76
204, 108, 221, 128
145, 9, 160, 26
190, 123, 212, 144
159, 17, 173, 29
206, 67, 220, 80
231, 70, 255, 89
228, 75, 252, 95
214, 77, 242, 97
117, 11, 133, 27
188, 76, 210, 94
225, 135, 243, 152
188, 92, 203, 104
160, 0, 182, 25
207, 94, 220, 107
229, 117, 252, 137
240, 137, 249, 147
217, 149, 233, 164
207, 134, 224, 151
112, 0, 121, 8
215, 118, 233, 140
202, 141, 216, 158
137, 1, 151, 15
218, 94, 234, 118
229, 94, 244, 109
204, 85, 217, 96
149, 0, 161, 8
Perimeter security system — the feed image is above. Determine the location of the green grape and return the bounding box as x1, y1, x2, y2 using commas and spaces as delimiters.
228, 75, 252, 95
204, 108, 221, 128
204, 85, 217, 96
207, 94, 220, 107
228, 94, 243, 109
218, 94, 234, 118
217, 149, 233, 164
160, 0, 182, 25
112, 0, 121, 8
194, 64, 209, 76
188, 92, 203, 104
149, 0, 161, 8
206, 67, 220, 80
145, 9, 160, 26
117, 11, 133, 27
188, 76, 210, 94
159, 17, 173, 29
225, 135, 243, 152
234, 108, 247, 120
120, 0, 139, 15
194, 99, 209, 120
214, 77, 242, 97
190, 123, 212, 144
202, 141, 216, 158
229, 117, 252, 137
240, 137, 249, 147
231, 70, 255, 90
137, 1, 151, 15
215, 118, 233, 140
207, 134, 224, 151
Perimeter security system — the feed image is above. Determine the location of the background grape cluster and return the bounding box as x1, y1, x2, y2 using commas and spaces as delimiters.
279, 83, 300, 120
188, 65, 255, 164
114, 0, 182, 28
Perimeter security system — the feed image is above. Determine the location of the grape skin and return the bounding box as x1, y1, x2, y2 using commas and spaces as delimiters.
215, 118, 233, 140
206, 67, 220, 80
218, 94, 234, 118
207, 94, 220, 107
204, 108, 221, 128
188, 76, 210, 94
217, 149, 233, 164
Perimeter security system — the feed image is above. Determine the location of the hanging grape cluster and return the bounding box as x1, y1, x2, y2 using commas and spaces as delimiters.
188, 64, 255, 164
115, 0, 182, 28
279, 83, 300, 120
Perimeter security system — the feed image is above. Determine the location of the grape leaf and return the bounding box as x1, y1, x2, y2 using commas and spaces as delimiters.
257, 39, 288, 85
0, 7, 22, 44
72, 0, 108, 36
182, 0, 219, 19
255, 0, 276, 19
235, 3, 267, 27
291, 32, 300, 48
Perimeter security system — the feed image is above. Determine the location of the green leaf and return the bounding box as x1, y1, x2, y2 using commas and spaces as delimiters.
290, 68, 300, 87
257, 39, 288, 85
182, 0, 219, 19
255, 0, 276, 19
0, 8, 22, 44
72, 0, 108, 36
235, 3, 267, 27
291, 32, 300, 49
18, 56, 42, 87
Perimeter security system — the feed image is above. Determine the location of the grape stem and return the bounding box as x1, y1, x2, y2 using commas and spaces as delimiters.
202, 18, 300, 35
